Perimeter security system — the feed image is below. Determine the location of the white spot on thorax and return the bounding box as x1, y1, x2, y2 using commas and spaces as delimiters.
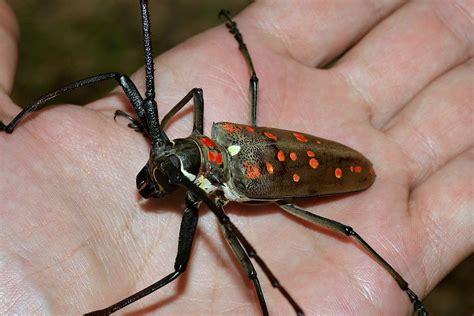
179, 159, 196, 181
195, 175, 217, 194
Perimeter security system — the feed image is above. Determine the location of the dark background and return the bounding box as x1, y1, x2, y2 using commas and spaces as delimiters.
6, 1, 472, 315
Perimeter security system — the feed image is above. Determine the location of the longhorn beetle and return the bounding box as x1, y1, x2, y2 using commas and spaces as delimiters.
1, 1, 428, 315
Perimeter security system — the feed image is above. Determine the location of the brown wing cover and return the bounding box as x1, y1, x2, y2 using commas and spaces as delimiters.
212, 122, 375, 200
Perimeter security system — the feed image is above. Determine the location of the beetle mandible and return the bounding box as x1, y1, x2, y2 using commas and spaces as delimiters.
0, 1, 428, 315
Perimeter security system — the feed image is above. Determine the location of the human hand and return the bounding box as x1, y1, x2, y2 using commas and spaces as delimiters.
1, 1, 472, 315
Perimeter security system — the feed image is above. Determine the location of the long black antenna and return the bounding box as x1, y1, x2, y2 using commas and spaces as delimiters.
139, 0, 171, 150
140, 0, 156, 99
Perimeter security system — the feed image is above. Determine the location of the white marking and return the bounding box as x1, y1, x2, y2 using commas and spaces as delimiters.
227, 145, 241, 156
180, 165, 196, 182
195, 175, 217, 194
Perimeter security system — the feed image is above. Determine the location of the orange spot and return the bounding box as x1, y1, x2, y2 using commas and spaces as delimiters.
202, 137, 216, 148
335, 168, 343, 178
208, 151, 223, 165
265, 162, 274, 174
245, 126, 255, 133
350, 166, 354, 172
223, 122, 241, 133
277, 150, 285, 161
316, 140, 322, 144
309, 158, 319, 169
293, 173, 300, 182
215, 153, 223, 165
244, 161, 261, 179
264, 131, 278, 141
307, 151, 315, 157
290, 152, 297, 161
293, 132, 308, 143
354, 166, 362, 173
208, 151, 217, 162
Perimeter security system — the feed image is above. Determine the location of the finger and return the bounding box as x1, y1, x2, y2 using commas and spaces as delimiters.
384, 58, 473, 186
238, 0, 404, 66
334, 0, 473, 127
408, 148, 473, 292
0, 0, 19, 94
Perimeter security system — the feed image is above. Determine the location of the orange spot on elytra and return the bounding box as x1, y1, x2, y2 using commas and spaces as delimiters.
316, 140, 322, 144
202, 137, 216, 148
223, 122, 241, 133
293, 132, 308, 143
293, 173, 300, 182
245, 126, 255, 133
264, 131, 278, 141
335, 168, 343, 178
307, 151, 315, 157
350, 166, 354, 172
266, 162, 274, 174
290, 152, 297, 161
354, 166, 362, 173
244, 161, 261, 179
309, 158, 319, 169
277, 150, 285, 161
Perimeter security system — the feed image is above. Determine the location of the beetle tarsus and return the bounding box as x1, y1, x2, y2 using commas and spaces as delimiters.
218, 9, 232, 21
407, 288, 428, 315
0, 121, 13, 133
114, 110, 148, 135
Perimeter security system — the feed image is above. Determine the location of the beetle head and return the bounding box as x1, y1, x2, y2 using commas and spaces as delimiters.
136, 156, 179, 198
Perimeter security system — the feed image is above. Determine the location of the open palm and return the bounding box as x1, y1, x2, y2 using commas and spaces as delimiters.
1, 1, 472, 315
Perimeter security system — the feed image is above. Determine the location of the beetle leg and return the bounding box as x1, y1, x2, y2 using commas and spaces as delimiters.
219, 10, 259, 127
216, 195, 303, 314
223, 217, 305, 315
160, 88, 204, 134
85, 193, 200, 316
114, 110, 148, 136
219, 219, 269, 316
277, 201, 428, 316
0, 72, 147, 134
160, 158, 269, 315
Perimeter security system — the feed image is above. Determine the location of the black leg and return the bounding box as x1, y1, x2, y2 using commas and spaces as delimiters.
116, 74, 147, 129
225, 219, 304, 315
113, 74, 148, 135
161, 88, 204, 134
160, 158, 269, 315
219, 219, 269, 316
85, 194, 200, 315
219, 10, 259, 126
114, 110, 148, 136
0, 72, 145, 134
277, 202, 428, 316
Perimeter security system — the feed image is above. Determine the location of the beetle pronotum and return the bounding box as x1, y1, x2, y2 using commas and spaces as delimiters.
1, 1, 428, 315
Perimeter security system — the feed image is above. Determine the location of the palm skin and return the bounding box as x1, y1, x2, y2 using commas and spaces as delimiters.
1, 1, 472, 315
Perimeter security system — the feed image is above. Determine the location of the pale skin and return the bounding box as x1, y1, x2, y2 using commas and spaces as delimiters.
1, 0, 473, 315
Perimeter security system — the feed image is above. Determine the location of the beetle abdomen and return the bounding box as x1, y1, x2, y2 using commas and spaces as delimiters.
212, 122, 375, 200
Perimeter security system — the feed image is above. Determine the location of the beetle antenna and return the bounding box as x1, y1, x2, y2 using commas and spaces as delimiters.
139, 0, 171, 150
